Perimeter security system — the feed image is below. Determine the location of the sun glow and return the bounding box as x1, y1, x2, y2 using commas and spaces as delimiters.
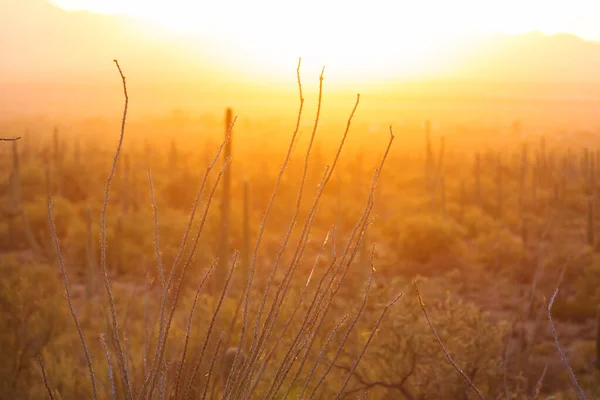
51, 0, 482, 83
51, 0, 600, 83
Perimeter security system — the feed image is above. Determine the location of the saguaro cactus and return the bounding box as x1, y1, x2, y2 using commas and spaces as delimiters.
85, 206, 96, 300
168, 139, 178, 171
519, 143, 528, 216
458, 179, 466, 222
52, 126, 62, 196
539, 135, 547, 186
588, 197, 595, 249
596, 305, 600, 370
425, 120, 433, 190
434, 136, 446, 213
496, 154, 503, 218
241, 180, 250, 283
8, 141, 21, 248
474, 152, 481, 208
122, 154, 131, 215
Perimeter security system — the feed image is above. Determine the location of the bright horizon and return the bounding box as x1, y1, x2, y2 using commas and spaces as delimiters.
48, 0, 600, 82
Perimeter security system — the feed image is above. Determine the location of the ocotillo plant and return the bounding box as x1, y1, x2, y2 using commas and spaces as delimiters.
218, 108, 233, 289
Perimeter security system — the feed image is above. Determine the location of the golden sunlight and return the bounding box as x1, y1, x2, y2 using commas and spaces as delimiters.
49, 0, 485, 82
48, 0, 600, 83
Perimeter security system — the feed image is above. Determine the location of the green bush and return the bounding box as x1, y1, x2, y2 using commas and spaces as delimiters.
0, 255, 67, 399
388, 214, 467, 265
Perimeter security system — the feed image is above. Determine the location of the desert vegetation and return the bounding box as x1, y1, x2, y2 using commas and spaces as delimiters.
1, 58, 600, 400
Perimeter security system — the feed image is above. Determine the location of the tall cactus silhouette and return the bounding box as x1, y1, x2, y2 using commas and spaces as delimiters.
8, 141, 21, 248
596, 305, 600, 370
85, 206, 96, 300
519, 143, 528, 216
425, 120, 433, 191
241, 180, 250, 283
122, 154, 131, 215
539, 135, 547, 186
52, 126, 61, 196
474, 152, 481, 208
588, 197, 595, 249
496, 154, 503, 218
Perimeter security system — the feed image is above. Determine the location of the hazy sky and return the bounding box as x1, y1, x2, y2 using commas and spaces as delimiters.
51, 0, 600, 41
46, 0, 600, 81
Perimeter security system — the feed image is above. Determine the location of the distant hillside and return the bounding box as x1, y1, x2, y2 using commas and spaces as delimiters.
448, 31, 600, 83
2, 0, 600, 122
0, 0, 221, 84
3, 0, 600, 85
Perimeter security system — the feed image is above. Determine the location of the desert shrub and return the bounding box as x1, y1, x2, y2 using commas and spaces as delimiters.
387, 214, 467, 265
471, 227, 524, 274
315, 280, 509, 399
460, 207, 500, 238
0, 255, 67, 399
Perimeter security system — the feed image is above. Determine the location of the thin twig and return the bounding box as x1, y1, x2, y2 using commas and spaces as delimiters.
0, 136, 21, 141
414, 280, 486, 400
503, 323, 513, 400
357, 390, 370, 400
144, 274, 150, 380
240, 92, 366, 400
184, 252, 239, 400
48, 197, 97, 400
37, 355, 55, 400
173, 259, 219, 398
532, 363, 548, 399
548, 290, 586, 400
247, 225, 338, 397
307, 248, 377, 399
223, 57, 305, 400
99, 59, 132, 400
545, 247, 588, 400
201, 332, 225, 400
148, 169, 166, 291
143, 154, 233, 399
297, 313, 349, 399
100, 334, 117, 400
332, 293, 404, 400
305, 127, 394, 399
